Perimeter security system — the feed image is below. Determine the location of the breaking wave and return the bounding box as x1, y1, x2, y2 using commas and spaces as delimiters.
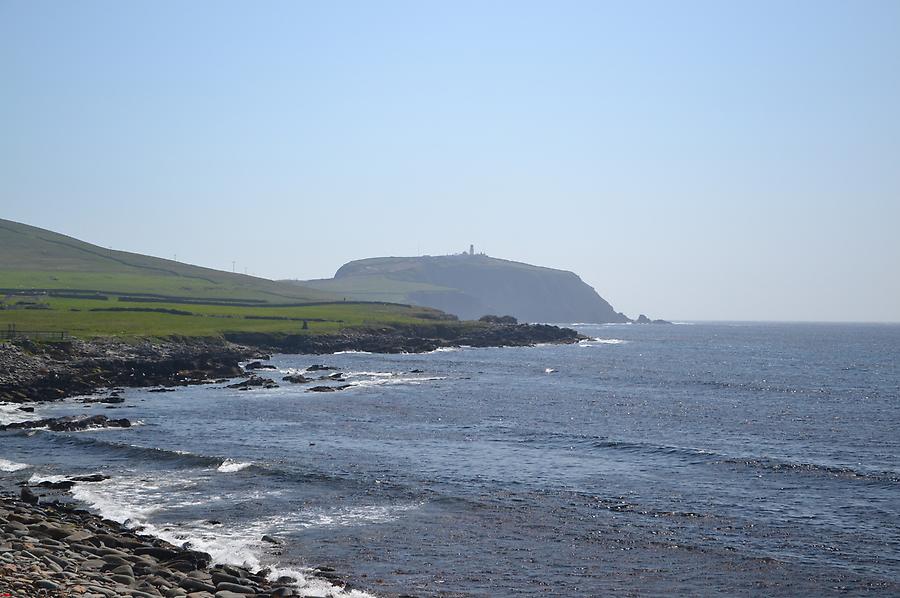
218, 459, 253, 473
0, 458, 30, 472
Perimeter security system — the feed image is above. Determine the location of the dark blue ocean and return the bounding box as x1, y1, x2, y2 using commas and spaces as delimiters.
2, 323, 899, 596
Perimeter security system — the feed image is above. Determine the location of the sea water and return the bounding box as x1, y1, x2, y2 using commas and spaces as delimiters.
2, 323, 899, 596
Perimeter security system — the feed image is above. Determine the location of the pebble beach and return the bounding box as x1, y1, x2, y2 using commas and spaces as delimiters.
0, 492, 342, 598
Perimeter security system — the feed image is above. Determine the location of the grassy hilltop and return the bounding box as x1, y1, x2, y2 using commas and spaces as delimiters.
292, 253, 630, 323
0, 219, 455, 339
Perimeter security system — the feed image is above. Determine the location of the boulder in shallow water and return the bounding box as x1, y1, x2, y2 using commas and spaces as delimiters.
308, 384, 352, 393
69, 473, 109, 483
1, 414, 131, 432
306, 364, 336, 372
20, 486, 39, 504
225, 375, 278, 390
281, 374, 311, 384
49, 415, 131, 431
244, 361, 277, 371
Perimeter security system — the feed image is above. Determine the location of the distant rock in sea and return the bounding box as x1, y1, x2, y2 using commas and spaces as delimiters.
634, 314, 672, 324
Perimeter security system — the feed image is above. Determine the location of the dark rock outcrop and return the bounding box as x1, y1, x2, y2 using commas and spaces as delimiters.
226, 322, 584, 355
244, 361, 277, 371
479, 314, 518, 325
0, 338, 251, 404
1, 414, 131, 432
0, 322, 583, 404
225, 375, 278, 390
634, 314, 672, 324
308, 384, 352, 393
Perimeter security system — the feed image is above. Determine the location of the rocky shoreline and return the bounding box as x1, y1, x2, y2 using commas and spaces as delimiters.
0, 492, 347, 597
0, 322, 583, 596
222, 322, 583, 355
0, 323, 583, 404
0, 338, 254, 405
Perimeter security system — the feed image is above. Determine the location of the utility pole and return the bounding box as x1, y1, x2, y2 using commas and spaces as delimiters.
232, 261, 236, 273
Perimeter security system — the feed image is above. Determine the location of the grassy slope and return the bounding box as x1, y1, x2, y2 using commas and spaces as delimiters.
287, 254, 628, 323
0, 218, 333, 303
300, 274, 455, 304
0, 296, 448, 338
0, 219, 458, 338
291, 255, 577, 303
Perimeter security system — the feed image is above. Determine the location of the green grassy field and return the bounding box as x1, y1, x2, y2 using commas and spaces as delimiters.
0, 218, 464, 339
0, 295, 454, 338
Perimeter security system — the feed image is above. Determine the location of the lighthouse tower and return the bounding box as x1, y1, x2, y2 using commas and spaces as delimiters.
469, 244, 475, 256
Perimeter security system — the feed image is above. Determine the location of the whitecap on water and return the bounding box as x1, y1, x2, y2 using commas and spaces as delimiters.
295, 503, 422, 529
0, 458, 30, 472
429, 346, 459, 353
217, 459, 252, 473
27, 473, 68, 484
349, 376, 446, 389
0, 401, 41, 426
344, 371, 396, 378
578, 338, 627, 347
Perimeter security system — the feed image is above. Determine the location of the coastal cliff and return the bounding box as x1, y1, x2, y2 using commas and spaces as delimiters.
294, 254, 630, 324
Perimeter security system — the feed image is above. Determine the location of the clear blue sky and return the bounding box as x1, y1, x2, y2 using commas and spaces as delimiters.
2, 1, 899, 321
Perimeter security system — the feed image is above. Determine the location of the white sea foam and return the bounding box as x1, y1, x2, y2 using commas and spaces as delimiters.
295, 503, 422, 529
217, 459, 252, 473
349, 376, 446, 389
68, 419, 145, 432
578, 338, 627, 347
28, 473, 69, 484
0, 402, 40, 426
71, 474, 379, 597
544, 368, 557, 374
0, 458, 30, 472
429, 346, 459, 353
345, 371, 396, 378
332, 350, 372, 355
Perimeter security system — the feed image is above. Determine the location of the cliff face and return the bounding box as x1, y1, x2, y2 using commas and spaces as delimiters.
303, 255, 629, 323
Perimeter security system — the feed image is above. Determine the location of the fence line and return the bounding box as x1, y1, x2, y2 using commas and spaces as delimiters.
2, 324, 68, 341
